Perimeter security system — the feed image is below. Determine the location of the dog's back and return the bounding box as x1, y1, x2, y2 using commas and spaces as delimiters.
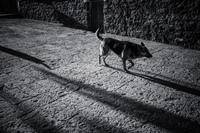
104, 38, 151, 59
103, 38, 125, 56
96, 27, 152, 72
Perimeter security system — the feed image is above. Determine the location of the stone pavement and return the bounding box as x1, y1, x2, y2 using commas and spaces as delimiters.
0, 19, 200, 133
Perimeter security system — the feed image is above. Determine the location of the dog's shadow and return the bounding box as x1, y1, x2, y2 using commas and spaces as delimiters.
34, 66, 200, 132
106, 65, 200, 96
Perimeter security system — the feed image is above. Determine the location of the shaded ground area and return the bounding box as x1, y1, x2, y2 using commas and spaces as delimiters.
0, 19, 200, 133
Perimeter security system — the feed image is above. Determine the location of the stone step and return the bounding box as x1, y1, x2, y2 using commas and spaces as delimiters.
0, 13, 23, 18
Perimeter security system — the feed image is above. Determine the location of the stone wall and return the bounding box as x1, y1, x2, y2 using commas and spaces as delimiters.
19, 0, 88, 29
18, 0, 200, 49
104, 0, 200, 49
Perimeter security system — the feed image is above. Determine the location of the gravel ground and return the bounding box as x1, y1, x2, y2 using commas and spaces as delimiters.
0, 19, 200, 133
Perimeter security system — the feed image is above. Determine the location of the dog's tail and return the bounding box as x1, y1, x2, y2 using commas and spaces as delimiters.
95, 26, 103, 41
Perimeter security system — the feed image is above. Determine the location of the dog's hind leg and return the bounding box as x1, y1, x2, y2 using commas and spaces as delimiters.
99, 42, 110, 66
127, 60, 134, 69
122, 59, 129, 72
103, 55, 109, 67
99, 54, 109, 67
99, 54, 102, 64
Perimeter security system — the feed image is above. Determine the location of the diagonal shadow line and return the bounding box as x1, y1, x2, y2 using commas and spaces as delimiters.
0, 86, 59, 133
0, 45, 51, 69
0, 85, 128, 133
53, 10, 88, 30
34, 67, 200, 133
108, 66, 200, 96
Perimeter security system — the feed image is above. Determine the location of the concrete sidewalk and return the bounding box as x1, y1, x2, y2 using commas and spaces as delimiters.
0, 19, 200, 133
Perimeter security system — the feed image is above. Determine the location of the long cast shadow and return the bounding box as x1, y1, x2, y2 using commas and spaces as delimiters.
53, 10, 87, 30
31, 0, 88, 30
0, 85, 129, 133
35, 67, 200, 133
0, 45, 51, 69
108, 66, 200, 96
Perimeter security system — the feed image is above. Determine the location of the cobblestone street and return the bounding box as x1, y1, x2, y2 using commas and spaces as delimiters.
0, 19, 200, 133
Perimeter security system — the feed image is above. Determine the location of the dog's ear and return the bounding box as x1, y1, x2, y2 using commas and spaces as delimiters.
141, 42, 145, 46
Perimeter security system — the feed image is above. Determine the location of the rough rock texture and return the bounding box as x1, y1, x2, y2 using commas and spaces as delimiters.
104, 0, 200, 50
19, 0, 88, 29
0, 19, 200, 133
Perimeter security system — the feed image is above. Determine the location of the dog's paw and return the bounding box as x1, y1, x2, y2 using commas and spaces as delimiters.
127, 65, 134, 69
125, 69, 131, 73
127, 66, 132, 69
104, 64, 109, 67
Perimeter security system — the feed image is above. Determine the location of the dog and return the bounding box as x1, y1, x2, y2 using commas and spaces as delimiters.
95, 26, 152, 72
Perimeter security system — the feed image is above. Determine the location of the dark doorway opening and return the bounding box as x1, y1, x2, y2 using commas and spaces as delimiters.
88, 1, 104, 32
0, 0, 18, 14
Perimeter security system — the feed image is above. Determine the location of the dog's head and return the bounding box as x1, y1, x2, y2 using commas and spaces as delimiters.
139, 42, 152, 58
